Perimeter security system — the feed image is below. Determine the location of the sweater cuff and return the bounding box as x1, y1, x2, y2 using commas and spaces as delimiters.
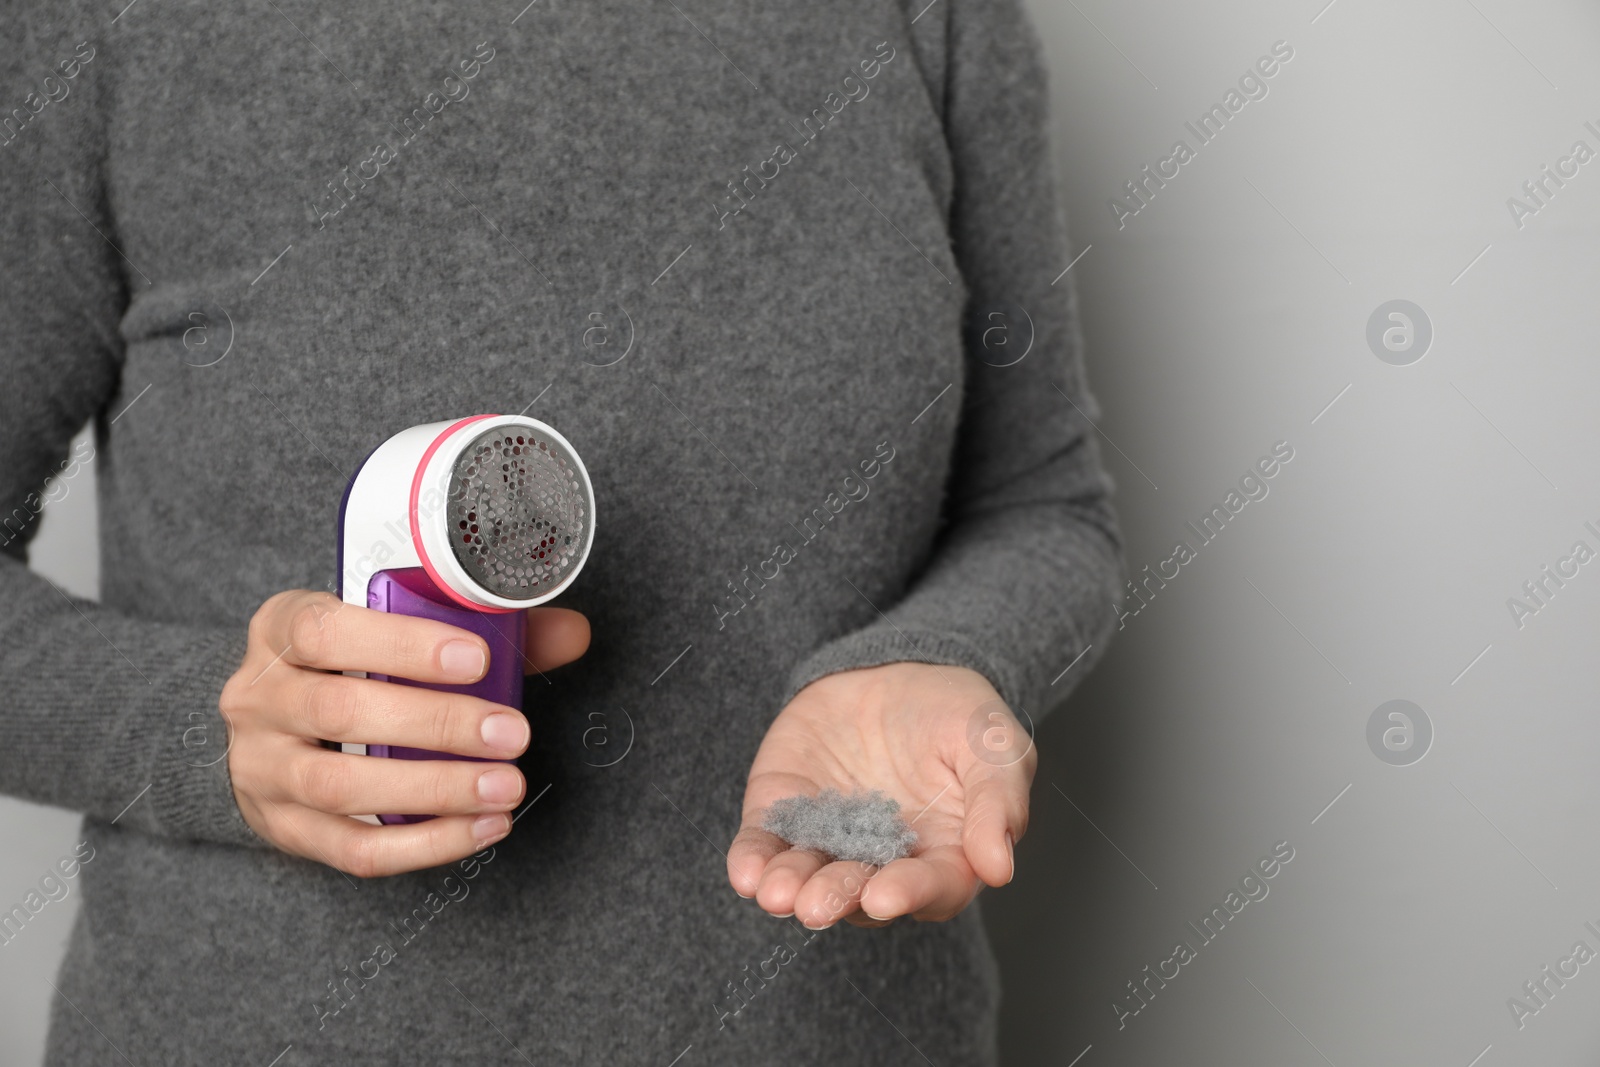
784, 624, 1021, 711
130, 629, 270, 848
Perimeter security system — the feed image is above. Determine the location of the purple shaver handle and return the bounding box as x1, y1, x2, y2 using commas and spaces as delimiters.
362, 567, 526, 825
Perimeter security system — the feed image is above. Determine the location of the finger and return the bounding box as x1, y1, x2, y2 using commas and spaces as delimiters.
523, 607, 590, 674
793, 859, 878, 929
960, 765, 1031, 887
272, 671, 530, 759
857, 845, 979, 923
754, 847, 830, 918
277, 746, 526, 817
727, 826, 788, 898
266, 591, 490, 684
257, 799, 511, 879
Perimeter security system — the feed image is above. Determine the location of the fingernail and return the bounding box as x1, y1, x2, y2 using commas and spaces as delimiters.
477, 768, 523, 806
441, 640, 485, 680
1005, 830, 1015, 884
472, 814, 509, 848
860, 890, 893, 921
480, 712, 527, 754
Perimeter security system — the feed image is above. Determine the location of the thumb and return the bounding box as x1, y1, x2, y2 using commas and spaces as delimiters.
522, 607, 590, 673
960, 765, 1029, 888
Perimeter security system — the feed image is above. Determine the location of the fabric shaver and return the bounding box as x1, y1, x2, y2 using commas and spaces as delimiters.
336, 414, 595, 825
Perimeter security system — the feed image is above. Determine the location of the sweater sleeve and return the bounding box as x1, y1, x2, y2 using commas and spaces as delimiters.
784, 0, 1126, 722
0, 2, 263, 847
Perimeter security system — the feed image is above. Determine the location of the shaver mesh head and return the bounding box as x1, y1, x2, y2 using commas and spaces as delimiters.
446, 424, 591, 602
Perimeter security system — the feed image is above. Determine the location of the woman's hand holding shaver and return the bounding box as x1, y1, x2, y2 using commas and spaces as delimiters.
219, 590, 589, 877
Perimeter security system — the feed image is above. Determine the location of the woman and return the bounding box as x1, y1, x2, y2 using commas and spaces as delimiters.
0, 0, 1122, 1061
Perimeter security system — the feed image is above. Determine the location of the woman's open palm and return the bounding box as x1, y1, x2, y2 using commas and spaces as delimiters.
728, 662, 1036, 928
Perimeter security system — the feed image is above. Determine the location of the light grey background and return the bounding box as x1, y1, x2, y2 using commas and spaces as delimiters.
5, 0, 1599, 1064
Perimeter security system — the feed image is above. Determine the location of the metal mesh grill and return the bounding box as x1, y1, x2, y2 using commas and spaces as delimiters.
446, 425, 591, 601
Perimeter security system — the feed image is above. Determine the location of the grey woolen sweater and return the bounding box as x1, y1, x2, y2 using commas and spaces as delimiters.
0, 0, 1123, 1062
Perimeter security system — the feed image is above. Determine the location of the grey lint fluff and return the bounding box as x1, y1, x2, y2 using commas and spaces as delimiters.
761, 788, 918, 865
